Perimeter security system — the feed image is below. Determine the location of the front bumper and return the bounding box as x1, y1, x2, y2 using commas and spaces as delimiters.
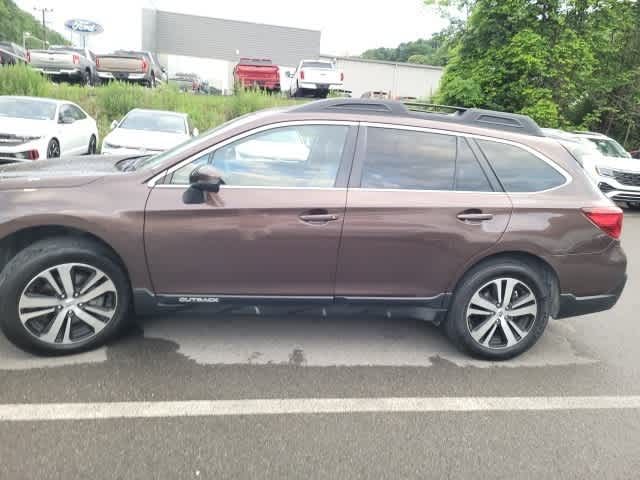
556, 274, 627, 319
102, 145, 163, 156
0, 138, 48, 161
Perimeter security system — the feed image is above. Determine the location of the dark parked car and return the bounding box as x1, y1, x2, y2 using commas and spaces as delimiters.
0, 42, 28, 66
0, 99, 627, 359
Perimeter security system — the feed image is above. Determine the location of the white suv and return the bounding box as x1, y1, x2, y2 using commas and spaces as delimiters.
544, 129, 640, 208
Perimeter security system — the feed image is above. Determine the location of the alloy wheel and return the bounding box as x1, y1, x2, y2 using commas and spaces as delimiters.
465, 277, 538, 350
18, 263, 118, 345
47, 140, 60, 158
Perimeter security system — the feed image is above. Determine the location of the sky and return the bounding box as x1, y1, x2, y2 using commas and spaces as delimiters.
15, 0, 448, 55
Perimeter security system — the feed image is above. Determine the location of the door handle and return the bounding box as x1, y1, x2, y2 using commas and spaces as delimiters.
299, 210, 340, 223
457, 212, 494, 222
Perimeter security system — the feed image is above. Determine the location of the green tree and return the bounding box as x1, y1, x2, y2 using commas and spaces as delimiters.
0, 0, 68, 47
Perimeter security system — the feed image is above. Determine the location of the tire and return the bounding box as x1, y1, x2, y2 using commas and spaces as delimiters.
0, 237, 131, 355
148, 73, 156, 88
87, 135, 97, 155
46, 138, 60, 159
82, 69, 92, 86
444, 258, 552, 360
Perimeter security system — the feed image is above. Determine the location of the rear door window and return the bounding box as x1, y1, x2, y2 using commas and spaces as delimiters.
455, 138, 492, 192
477, 140, 566, 192
361, 127, 456, 191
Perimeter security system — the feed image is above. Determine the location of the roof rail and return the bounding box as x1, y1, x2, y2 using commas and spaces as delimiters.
290, 99, 544, 137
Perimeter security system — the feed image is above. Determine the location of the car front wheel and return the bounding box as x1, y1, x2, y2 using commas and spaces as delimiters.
0, 238, 131, 355
445, 258, 551, 360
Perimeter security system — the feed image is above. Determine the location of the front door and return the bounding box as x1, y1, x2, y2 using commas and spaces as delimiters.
335, 126, 513, 300
144, 122, 356, 298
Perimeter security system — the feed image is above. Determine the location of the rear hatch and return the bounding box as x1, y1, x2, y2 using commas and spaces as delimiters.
300, 62, 341, 85
235, 59, 279, 85
96, 54, 145, 73
29, 50, 77, 70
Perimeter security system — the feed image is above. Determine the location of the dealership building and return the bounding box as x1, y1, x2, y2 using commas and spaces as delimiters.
141, 9, 443, 97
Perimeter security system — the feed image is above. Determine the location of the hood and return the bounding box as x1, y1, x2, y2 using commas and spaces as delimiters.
593, 155, 640, 172
0, 116, 55, 137
0, 154, 134, 190
104, 128, 189, 152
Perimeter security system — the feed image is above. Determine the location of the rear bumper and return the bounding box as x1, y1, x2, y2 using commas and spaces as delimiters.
33, 67, 83, 78
98, 72, 147, 81
556, 274, 627, 319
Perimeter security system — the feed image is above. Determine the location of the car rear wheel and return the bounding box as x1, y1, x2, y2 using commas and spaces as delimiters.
46, 138, 60, 159
0, 238, 131, 355
445, 258, 551, 360
82, 69, 92, 86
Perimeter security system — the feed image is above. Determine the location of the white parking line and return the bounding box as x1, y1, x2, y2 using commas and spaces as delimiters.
2, 396, 640, 422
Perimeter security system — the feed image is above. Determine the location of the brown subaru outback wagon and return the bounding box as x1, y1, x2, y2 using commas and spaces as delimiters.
0, 99, 627, 359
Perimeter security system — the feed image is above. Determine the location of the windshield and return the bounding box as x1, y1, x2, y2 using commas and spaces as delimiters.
301, 61, 333, 69
0, 98, 57, 120
586, 137, 630, 158
119, 111, 186, 134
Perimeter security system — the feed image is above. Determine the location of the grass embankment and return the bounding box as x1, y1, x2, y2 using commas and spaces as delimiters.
0, 65, 298, 142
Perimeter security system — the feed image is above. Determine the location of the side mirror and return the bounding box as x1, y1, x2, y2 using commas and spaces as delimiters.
183, 165, 224, 204
59, 115, 75, 124
285, 71, 293, 78
192, 127, 199, 137
110, 120, 118, 130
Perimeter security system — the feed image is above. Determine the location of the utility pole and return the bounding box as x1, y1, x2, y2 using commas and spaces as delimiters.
33, 7, 53, 47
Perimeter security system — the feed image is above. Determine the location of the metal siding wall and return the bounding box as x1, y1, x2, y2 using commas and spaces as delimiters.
145, 9, 320, 66
324, 56, 443, 99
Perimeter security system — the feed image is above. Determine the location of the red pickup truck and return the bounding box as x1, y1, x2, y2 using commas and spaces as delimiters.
233, 58, 280, 92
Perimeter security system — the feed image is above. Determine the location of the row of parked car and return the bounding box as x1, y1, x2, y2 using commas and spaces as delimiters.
0, 96, 197, 161
0, 42, 167, 87
233, 58, 344, 98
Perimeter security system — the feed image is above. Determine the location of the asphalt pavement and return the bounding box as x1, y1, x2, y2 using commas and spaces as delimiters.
1, 211, 640, 479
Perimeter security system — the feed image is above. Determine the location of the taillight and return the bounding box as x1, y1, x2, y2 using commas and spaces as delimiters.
300, 70, 305, 80
340, 72, 344, 81
72, 54, 80, 65
26, 51, 31, 63
96, 57, 100, 68
141, 59, 148, 72
582, 206, 623, 239
27, 149, 39, 160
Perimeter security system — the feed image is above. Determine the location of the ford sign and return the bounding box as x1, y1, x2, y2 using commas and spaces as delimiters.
64, 19, 104, 35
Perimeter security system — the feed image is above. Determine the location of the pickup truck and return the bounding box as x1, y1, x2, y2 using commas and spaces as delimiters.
170, 73, 205, 93
233, 58, 280, 92
28, 46, 97, 85
0, 42, 28, 66
288, 59, 343, 98
95, 50, 166, 87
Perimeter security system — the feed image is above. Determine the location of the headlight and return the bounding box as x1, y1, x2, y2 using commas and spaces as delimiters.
596, 166, 615, 177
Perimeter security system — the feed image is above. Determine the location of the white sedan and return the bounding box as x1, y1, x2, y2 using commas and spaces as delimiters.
0, 96, 98, 162
102, 109, 197, 156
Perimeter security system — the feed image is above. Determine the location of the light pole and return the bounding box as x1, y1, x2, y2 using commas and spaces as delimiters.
22, 32, 31, 50
33, 7, 53, 47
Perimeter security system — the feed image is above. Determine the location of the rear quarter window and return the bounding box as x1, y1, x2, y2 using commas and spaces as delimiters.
477, 140, 566, 192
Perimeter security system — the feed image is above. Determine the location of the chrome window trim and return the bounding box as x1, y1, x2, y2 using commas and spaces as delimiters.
361, 122, 573, 194
147, 120, 358, 188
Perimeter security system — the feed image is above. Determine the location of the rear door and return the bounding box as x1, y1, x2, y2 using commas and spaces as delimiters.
144, 121, 357, 298
335, 124, 513, 300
